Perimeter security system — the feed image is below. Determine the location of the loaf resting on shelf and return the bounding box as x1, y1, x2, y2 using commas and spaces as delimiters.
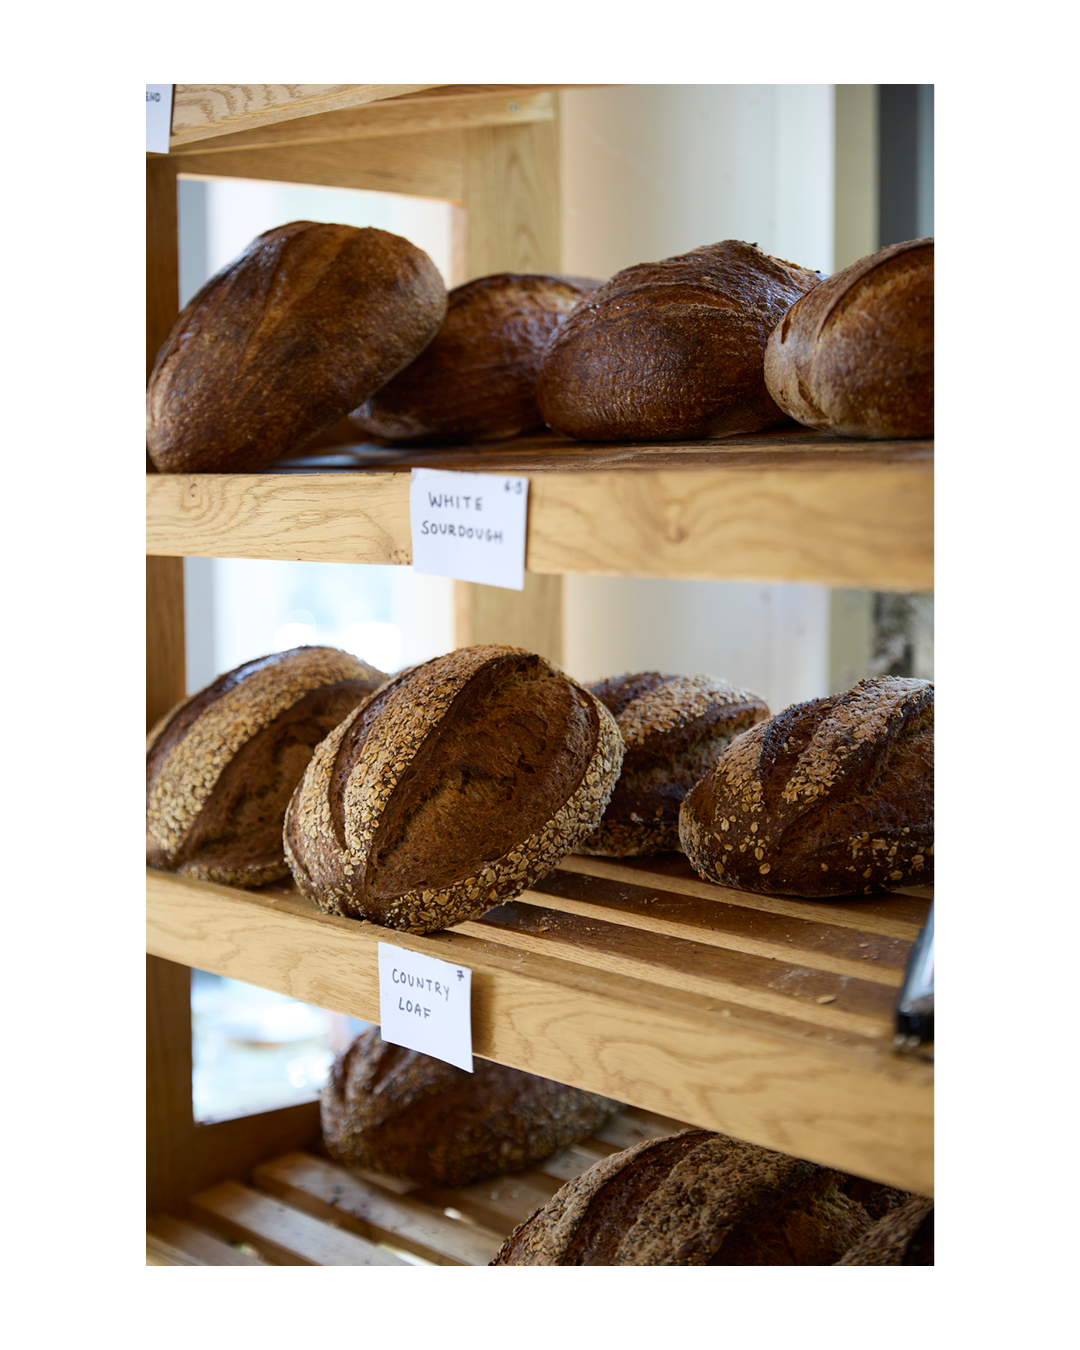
322, 1026, 621, 1188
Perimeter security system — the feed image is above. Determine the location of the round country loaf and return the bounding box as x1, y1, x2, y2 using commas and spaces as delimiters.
283, 645, 624, 934
147, 221, 447, 473
146, 646, 386, 887
349, 272, 602, 445
535, 240, 823, 442
322, 1026, 621, 1188
577, 672, 770, 857
491, 1129, 906, 1265
834, 1192, 934, 1264
763, 237, 934, 438
678, 677, 933, 898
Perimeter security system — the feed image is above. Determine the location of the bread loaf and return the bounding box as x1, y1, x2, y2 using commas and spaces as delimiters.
322, 1026, 621, 1188
763, 237, 934, 438
536, 240, 822, 441
834, 1193, 934, 1264
147, 221, 447, 473
147, 646, 386, 887
349, 272, 601, 445
679, 677, 933, 898
578, 672, 770, 856
283, 645, 624, 934
492, 1129, 904, 1265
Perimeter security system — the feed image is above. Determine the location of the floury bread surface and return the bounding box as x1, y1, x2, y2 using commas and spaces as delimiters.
763, 237, 934, 438
284, 645, 624, 934
146, 221, 447, 473
322, 1027, 620, 1188
536, 240, 822, 441
679, 677, 933, 898
491, 1129, 906, 1265
349, 272, 601, 445
578, 672, 770, 857
146, 647, 386, 887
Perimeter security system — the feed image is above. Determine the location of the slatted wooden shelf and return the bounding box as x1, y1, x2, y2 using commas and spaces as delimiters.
147, 1105, 740, 1266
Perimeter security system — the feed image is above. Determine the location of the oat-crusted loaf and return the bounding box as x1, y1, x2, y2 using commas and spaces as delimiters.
536, 240, 822, 441
322, 1026, 621, 1188
763, 238, 934, 438
349, 272, 602, 445
577, 672, 770, 857
834, 1192, 934, 1264
147, 646, 386, 887
283, 644, 624, 934
491, 1129, 905, 1265
147, 221, 447, 473
679, 677, 933, 898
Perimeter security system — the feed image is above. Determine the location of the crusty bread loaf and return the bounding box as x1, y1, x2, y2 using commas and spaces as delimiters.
679, 677, 933, 898
763, 238, 934, 438
536, 240, 822, 441
492, 1129, 904, 1265
322, 1026, 621, 1188
348, 272, 601, 445
834, 1192, 934, 1264
577, 672, 770, 856
147, 221, 447, 473
284, 645, 624, 934
147, 646, 386, 887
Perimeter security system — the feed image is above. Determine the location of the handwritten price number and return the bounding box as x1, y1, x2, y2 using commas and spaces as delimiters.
504, 479, 524, 494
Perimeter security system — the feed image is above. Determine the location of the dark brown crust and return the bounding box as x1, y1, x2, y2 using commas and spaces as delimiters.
146, 646, 386, 888
763, 238, 933, 438
146, 221, 447, 473
577, 673, 770, 857
834, 1193, 934, 1264
491, 1130, 899, 1265
536, 241, 822, 442
348, 273, 602, 446
321, 1027, 621, 1188
678, 677, 933, 898
283, 645, 625, 934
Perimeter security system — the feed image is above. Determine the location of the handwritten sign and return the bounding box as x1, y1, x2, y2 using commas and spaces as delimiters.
146, 85, 173, 154
409, 467, 528, 590
378, 943, 473, 1072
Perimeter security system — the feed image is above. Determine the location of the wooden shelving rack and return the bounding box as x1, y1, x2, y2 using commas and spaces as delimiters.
146, 84, 933, 1265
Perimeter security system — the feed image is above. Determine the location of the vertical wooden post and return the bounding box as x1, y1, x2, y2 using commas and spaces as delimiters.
454, 108, 565, 665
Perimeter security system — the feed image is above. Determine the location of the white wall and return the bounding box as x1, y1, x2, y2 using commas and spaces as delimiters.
558, 86, 836, 712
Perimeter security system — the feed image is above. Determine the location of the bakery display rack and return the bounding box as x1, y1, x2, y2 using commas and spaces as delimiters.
146, 85, 934, 1263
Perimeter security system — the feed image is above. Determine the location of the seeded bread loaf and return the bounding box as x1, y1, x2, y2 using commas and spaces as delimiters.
763, 238, 934, 438
322, 1026, 621, 1188
147, 221, 447, 473
834, 1192, 934, 1264
492, 1129, 905, 1265
679, 677, 933, 898
147, 646, 386, 887
349, 272, 602, 445
283, 645, 624, 934
577, 673, 770, 857
536, 240, 822, 441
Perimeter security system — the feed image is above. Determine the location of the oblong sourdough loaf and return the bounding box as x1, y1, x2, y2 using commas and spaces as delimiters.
763, 237, 934, 438
283, 645, 624, 934
578, 672, 770, 857
147, 221, 447, 473
536, 240, 823, 441
146, 646, 386, 887
491, 1129, 906, 1265
834, 1193, 934, 1264
679, 677, 933, 898
322, 1026, 621, 1188
349, 272, 602, 445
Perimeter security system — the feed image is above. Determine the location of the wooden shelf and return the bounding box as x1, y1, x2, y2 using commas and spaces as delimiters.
146, 429, 933, 590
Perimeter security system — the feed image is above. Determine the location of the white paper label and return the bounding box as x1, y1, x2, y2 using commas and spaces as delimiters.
409, 468, 528, 591
378, 943, 473, 1072
146, 85, 173, 153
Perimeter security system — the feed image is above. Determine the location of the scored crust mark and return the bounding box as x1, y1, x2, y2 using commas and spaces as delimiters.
283, 645, 626, 934
349, 272, 602, 446
763, 237, 933, 439
834, 1193, 934, 1265
577, 673, 770, 858
679, 677, 933, 898
536, 240, 823, 443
